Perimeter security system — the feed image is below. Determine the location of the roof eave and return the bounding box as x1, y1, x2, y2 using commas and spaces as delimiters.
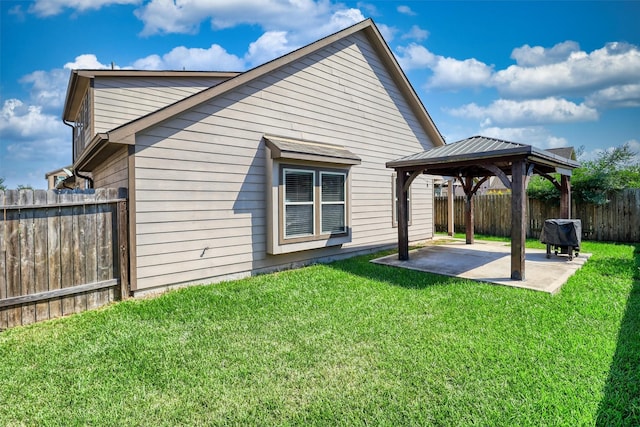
72, 133, 130, 171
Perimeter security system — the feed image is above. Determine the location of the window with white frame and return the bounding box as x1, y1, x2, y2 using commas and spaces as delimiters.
284, 169, 315, 237
282, 167, 347, 241
320, 172, 346, 234
265, 135, 359, 255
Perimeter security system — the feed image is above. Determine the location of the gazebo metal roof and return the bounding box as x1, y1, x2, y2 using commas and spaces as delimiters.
386, 135, 579, 176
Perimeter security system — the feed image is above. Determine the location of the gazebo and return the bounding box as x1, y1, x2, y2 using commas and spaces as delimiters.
386, 136, 580, 281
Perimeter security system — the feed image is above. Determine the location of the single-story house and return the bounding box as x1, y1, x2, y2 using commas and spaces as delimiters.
61, 19, 445, 296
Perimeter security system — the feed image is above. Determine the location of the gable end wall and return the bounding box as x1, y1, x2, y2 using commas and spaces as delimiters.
92, 76, 230, 134
131, 33, 435, 292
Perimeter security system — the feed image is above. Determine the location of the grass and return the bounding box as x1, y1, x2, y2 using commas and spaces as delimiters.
1, 239, 638, 426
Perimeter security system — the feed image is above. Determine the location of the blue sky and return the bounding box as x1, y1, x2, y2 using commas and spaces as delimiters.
1, 0, 639, 189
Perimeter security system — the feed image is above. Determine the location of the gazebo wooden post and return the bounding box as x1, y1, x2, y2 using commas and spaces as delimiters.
447, 178, 454, 236
465, 194, 474, 244
511, 160, 527, 280
397, 170, 410, 261
462, 176, 474, 244
560, 175, 571, 218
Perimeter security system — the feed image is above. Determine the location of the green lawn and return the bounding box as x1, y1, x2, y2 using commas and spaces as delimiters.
1, 239, 638, 426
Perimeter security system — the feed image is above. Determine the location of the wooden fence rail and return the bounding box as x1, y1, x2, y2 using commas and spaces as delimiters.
0, 188, 128, 330
435, 189, 640, 243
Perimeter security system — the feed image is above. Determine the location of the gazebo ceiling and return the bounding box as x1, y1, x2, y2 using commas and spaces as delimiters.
386, 135, 580, 177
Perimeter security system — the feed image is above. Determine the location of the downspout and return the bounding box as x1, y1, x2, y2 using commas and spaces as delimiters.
75, 170, 94, 189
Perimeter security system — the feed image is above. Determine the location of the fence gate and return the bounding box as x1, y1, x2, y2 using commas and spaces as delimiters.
0, 188, 128, 330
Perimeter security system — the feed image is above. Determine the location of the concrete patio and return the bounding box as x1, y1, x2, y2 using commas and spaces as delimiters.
371, 238, 591, 294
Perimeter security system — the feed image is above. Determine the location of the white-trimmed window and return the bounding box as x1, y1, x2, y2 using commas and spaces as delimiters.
320, 172, 346, 234
282, 167, 347, 241
264, 135, 360, 255
284, 169, 315, 238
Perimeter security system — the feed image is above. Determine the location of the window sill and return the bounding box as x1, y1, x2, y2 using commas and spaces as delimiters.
267, 233, 351, 255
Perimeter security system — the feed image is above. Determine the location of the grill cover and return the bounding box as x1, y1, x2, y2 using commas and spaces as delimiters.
540, 219, 582, 247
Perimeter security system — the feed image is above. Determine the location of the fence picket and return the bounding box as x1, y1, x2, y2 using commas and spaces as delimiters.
0, 191, 7, 329
0, 188, 127, 329
19, 191, 36, 324
34, 190, 49, 321
435, 189, 640, 242
47, 190, 62, 319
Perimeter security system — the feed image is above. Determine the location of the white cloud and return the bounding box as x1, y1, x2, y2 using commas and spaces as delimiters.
396, 43, 493, 89
585, 83, 640, 108
133, 44, 245, 70
376, 24, 397, 43
0, 99, 70, 189
245, 31, 296, 67
511, 41, 580, 67
133, 0, 362, 39
493, 42, 640, 98
480, 126, 569, 150
629, 139, 640, 156
397, 5, 416, 16
580, 139, 640, 164
448, 97, 599, 126
29, 0, 140, 17
401, 25, 429, 42
356, 2, 379, 17
429, 57, 493, 89
64, 53, 112, 70
396, 43, 437, 70
19, 69, 69, 112
308, 8, 365, 42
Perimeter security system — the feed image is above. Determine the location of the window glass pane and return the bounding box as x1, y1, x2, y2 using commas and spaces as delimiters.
286, 205, 314, 236
285, 171, 314, 203
321, 173, 345, 202
322, 204, 345, 233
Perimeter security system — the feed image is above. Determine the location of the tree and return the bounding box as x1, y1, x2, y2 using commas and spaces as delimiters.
0, 177, 5, 191
572, 143, 639, 204
527, 143, 640, 205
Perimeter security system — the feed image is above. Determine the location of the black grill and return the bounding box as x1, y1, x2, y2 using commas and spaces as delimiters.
540, 219, 582, 260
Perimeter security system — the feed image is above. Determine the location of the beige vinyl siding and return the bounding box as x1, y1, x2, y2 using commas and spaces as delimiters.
92, 76, 230, 133
132, 33, 435, 292
92, 146, 129, 188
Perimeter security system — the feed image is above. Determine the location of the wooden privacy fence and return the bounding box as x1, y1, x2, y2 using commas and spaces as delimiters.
0, 188, 128, 330
435, 189, 640, 243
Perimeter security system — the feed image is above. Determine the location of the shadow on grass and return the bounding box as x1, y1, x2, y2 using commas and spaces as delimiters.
327, 248, 464, 291
596, 244, 640, 426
